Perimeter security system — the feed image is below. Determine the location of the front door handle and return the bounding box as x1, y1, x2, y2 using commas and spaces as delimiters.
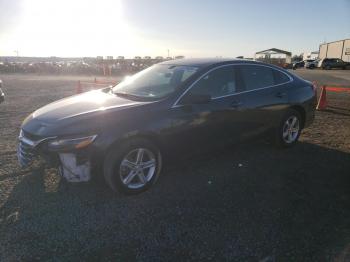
231, 101, 243, 108
275, 92, 287, 98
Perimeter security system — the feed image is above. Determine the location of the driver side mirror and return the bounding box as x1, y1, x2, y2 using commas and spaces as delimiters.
181, 93, 211, 105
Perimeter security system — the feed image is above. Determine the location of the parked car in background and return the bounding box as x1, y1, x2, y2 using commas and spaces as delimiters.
17, 59, 316, 194
318, 58, 350, 70
0, 80, 4, 104
304, 59, 319, 69
292, 60, 305, 70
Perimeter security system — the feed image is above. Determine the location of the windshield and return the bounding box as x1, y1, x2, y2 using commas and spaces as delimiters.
113, 64, 198, 100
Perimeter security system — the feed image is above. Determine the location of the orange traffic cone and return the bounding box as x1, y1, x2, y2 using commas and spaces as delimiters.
76, 80, 83, 94
316, 85, 327, 110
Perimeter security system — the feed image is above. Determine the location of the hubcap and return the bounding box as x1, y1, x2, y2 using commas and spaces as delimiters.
282, 116, 300, 143
119, 148, 156, 189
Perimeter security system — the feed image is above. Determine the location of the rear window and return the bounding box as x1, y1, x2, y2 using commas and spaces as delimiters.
273, 70, 290, 84
239, 65, 290, 90
240, 65, 274, 90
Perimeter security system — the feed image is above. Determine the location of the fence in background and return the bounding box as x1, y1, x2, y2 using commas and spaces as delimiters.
76, 78, 119, 93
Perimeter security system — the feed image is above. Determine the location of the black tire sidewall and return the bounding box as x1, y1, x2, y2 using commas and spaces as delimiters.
275, 109, 302, 148
104, 138, 162, 195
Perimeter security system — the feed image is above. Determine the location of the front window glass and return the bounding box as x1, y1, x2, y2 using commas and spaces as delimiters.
187, 66, 238, 98
113, 64, 198, 100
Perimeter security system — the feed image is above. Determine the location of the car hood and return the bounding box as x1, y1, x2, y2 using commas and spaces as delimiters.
32, 89, 145, 123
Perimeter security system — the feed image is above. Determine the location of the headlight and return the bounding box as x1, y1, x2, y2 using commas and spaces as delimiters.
19, 129, 23, 139
22, 114, 33, 126
47, 135, 97, 151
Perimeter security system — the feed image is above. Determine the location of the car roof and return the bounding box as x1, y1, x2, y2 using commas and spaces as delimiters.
159, 58, 261, 68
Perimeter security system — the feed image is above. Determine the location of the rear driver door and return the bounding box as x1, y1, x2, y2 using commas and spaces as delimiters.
234, 64, 291, 135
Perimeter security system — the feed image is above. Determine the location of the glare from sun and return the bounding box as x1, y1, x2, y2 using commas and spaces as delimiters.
15, 0, 136, 57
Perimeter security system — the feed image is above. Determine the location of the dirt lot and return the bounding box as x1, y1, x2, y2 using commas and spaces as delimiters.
293, 68, 350, 86
0, 70, 350, 261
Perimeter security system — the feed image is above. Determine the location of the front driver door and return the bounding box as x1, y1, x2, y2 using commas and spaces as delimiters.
165, 65, 250, 154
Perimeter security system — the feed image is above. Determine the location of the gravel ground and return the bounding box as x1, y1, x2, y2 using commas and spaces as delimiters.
0, 71, 350, 261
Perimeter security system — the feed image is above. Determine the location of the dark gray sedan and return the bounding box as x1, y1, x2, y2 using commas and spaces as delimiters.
18, 59, 317, 194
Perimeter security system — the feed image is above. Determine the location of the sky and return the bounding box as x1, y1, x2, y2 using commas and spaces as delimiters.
0, 0, 349, 58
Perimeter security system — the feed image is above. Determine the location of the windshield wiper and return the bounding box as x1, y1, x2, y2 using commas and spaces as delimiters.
114, 92, 143, 100
101, 86, 113, 93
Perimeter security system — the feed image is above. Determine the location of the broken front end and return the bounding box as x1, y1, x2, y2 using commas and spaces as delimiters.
17, 129, 97, 182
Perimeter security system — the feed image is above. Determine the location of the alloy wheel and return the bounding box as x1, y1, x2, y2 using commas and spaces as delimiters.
119, 148, 156, 189
282, 116, 300, 143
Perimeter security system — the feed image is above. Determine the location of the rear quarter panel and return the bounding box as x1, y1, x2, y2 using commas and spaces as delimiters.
286, 78, 317, 127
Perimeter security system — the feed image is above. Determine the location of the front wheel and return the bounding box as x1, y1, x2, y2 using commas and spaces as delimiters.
275, 109, 302, 148
104, 138, 162, 194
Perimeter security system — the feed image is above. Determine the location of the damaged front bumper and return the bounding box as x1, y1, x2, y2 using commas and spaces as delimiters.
17, 130, 96, 182
58, 153, 91, 182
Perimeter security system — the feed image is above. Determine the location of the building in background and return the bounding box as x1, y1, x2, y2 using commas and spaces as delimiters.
255, 48, 292, 68
302, 51, 319, 61
319, 39, 350, 62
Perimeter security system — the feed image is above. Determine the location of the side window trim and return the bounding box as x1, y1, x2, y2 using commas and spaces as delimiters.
172, 63, 293, 108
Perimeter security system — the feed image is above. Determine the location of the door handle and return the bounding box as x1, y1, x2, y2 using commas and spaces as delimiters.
275, 92, 287, 98
231, 101, 243, 108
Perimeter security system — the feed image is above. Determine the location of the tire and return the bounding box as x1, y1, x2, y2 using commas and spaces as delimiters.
274, 109, 302, 148
104, 138, 162, 195
326, 65, 331, 70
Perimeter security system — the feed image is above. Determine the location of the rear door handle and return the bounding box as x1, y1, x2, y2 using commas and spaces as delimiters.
275, 92, 287, 98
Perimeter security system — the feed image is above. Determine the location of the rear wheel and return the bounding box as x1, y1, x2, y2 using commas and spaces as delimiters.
104, 138, 162, 194
275, 109, 302, 148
